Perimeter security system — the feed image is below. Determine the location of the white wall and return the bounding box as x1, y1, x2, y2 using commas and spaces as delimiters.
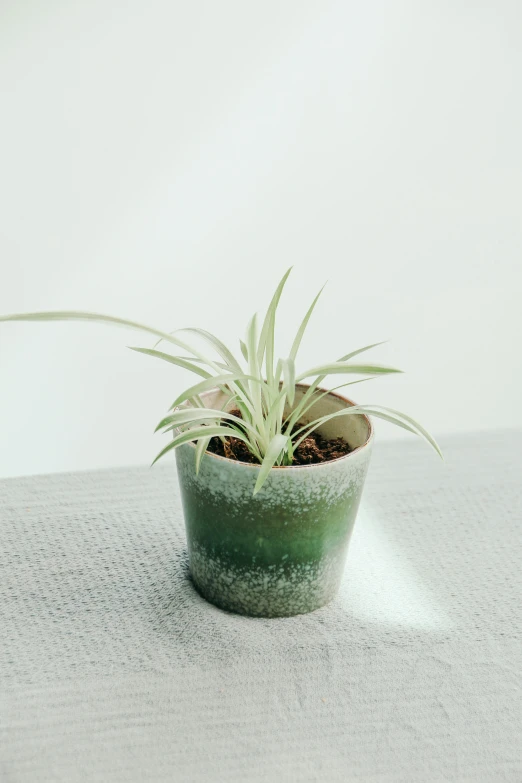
1, 0, 521, 478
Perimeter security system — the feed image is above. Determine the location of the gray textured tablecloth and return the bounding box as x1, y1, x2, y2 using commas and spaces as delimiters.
1, 431, 521, 782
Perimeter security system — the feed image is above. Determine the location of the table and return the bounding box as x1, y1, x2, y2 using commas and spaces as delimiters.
1, 431, 521, 782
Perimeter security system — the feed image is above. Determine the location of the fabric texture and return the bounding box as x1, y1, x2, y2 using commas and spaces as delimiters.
1, 431, 521, 782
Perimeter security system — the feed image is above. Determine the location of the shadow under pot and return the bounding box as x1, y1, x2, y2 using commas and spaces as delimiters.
175, 384, 373, 618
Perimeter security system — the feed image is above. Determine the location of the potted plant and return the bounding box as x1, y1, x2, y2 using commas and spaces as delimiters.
0, 268, 441, 617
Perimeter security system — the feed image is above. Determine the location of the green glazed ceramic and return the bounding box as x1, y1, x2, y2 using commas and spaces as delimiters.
175, 385, 373, 617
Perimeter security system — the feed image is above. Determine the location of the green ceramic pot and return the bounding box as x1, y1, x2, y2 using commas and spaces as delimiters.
175, 385, 373, 618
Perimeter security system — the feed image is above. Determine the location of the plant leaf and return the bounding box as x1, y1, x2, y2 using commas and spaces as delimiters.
291, 405, 442, 459
155, 408, 222, 432
285, 342, 388, 432
195, 437, 211, 473
337, 341, 387, 362
244, 313, 266, 438
253, 434, 290, 495
245, 314, 259, 376
351, 405, 443, 458
129, 347, 212, 379
257, 267, 293, 382
170, 372, 260, 411
155, 406, 259, 437
283, 377, 373, 432
0, 311, 201, 354
280, 357, 296, 406
151, 425, 249, 466
296, 362, 402, 382
289, 283, 325, 362
173, 328, 242, 372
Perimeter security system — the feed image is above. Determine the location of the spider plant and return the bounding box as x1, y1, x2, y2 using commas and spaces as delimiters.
0, 268, 441, 493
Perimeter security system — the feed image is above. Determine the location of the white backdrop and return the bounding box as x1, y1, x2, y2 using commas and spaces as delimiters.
1, 0, 521, 478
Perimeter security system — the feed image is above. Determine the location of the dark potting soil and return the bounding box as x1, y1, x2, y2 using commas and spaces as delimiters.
206, 410, 352, 466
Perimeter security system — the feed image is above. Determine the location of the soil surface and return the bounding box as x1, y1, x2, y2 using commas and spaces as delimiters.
206, 410, 352, 465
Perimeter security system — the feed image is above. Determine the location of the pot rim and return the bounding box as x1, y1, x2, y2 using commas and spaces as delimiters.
181, 383, 373, 472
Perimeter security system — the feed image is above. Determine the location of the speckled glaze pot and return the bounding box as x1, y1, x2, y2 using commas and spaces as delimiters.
175, 385, 373, 618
